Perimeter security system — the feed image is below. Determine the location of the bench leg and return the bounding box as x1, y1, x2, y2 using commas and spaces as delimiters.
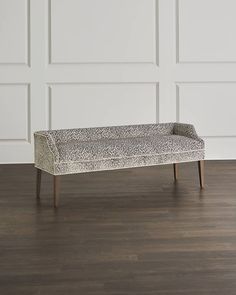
36, 168, 42, 199
198, 160, 204, 189
173, 163, 178, 181
53, 176, 60, 208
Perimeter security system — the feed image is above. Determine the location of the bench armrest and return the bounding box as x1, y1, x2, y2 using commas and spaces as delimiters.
34, 132, 59, 174
174, 123, 204, 145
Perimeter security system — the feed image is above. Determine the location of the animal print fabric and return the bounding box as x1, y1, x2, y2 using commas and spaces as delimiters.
34, 123, 205, 175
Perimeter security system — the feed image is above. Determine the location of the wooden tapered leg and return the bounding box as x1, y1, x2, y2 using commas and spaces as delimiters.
198, 160, 204, 189
173, 163, 178, 181
36, 168, 42, 199
53, 176, 60, 208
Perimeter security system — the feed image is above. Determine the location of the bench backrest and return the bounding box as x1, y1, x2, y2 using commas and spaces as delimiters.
39, 123, 175, 144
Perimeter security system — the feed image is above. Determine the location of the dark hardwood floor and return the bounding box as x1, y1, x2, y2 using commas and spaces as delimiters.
1, 161, 236, 294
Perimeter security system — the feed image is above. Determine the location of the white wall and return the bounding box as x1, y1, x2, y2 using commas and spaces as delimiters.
0, 0, 236, 163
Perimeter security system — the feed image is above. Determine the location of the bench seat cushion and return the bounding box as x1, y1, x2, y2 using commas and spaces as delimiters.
57, 135, 203, 162
53, 135, 204, 175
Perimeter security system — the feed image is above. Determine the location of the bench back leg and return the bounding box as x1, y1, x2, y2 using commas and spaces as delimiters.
198, 160, 204, 189
53, 176, 60, 208
36, 168, 42, 199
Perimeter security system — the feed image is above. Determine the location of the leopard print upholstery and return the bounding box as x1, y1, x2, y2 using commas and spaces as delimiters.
34, 123, 204, 175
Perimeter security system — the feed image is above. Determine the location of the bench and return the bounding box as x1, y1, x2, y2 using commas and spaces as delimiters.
34, 123, 205, 207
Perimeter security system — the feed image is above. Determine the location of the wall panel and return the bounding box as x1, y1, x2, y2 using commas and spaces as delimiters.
50, 0, 156, 64
177, 0, 236, 63
0, 0, 29, 65
0, 84, 30, 141
176, 83, 236, 137
48, 83, 158, 129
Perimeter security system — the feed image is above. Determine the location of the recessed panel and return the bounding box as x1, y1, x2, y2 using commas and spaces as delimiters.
177, 83, 236, 137
49, 84, 157, 129
205, 137, 236, 159
50, 0, 155, 63
0, 85, 29, 140
178, 0, 236, 62
0, 0, 28, 64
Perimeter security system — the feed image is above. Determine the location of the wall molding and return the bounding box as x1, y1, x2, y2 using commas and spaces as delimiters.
175, 82, 236, 138
0, 0, 31, 67
48, 0, 159, 66
175, 0, 236, 64
46, 82, 159, 130
0, 83, 31, 144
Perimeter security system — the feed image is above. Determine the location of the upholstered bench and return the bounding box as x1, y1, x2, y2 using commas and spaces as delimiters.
34, 123, 205, 207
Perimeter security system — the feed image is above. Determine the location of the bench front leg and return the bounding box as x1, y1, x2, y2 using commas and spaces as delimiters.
198, 160, 204, 189
53, 176, 60, 208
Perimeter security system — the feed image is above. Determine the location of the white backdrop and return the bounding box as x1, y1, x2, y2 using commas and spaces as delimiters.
0, 0, 236, 163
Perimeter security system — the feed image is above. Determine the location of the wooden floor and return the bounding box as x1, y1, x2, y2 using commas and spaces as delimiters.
0, 161, 236, 294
